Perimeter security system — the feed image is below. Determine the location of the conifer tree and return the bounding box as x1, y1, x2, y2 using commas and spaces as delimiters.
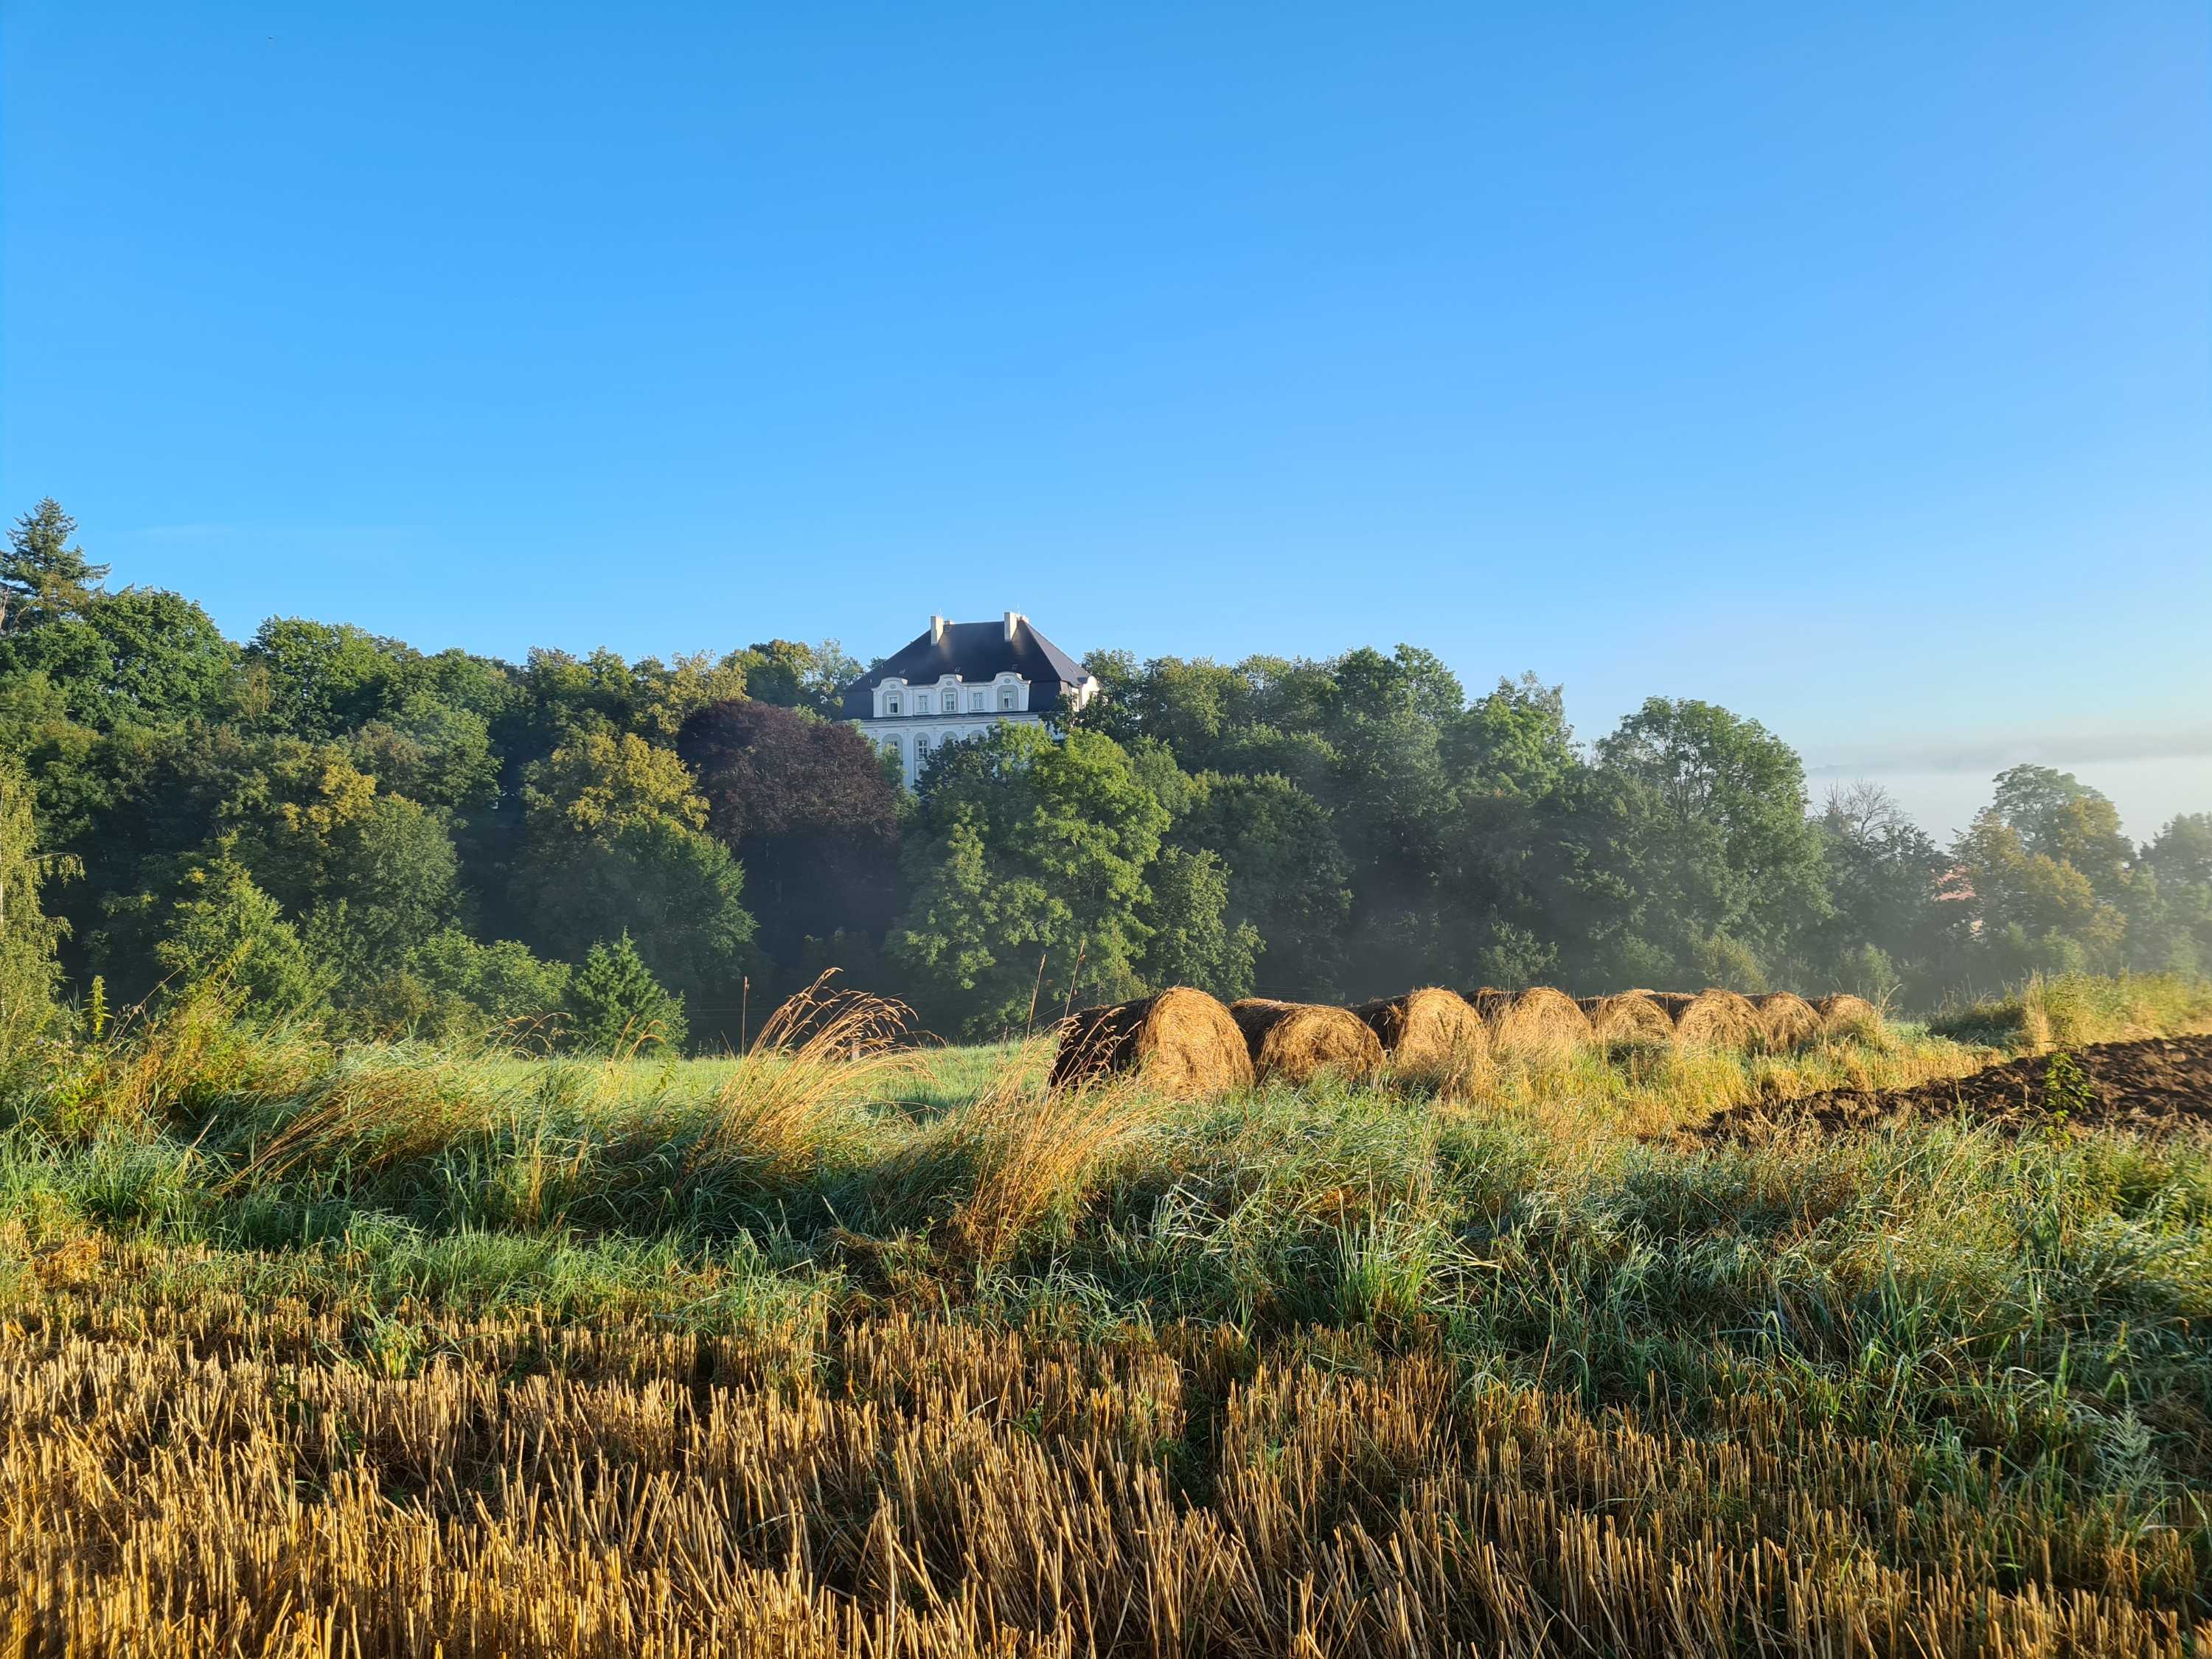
1, 499, 108, 633
564, 932, 688, 1054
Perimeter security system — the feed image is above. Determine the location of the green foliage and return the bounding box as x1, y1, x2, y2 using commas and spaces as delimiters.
564, 932, 686, 1054
1137, 846, 1260, 1001
1832, 942, 1902, 1006
349, 692, 498, 811
361, 930, 571, 1046
1955, 807, 2126, 978
730, 638, 860, 719
243, 617, 419, 740
152, 853, 329, 1018
518, 818, 751, 1029
0, 758, 74, 1049
524, 729, 707, 837
1173, 772, 1351, 997
1, 498, 108, 633
0, 588, 237, 730
515, 730, 751, 1037
1693, 932, 1769, 993
0, 496, 2199, 1031
1595, 698, 1829, 967
891, 724, 1168, 1036
1447, 672, 1577, 798
220, 742, 463, 979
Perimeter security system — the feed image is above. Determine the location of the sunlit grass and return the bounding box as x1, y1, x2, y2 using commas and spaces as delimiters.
4, 973, 2211, 1654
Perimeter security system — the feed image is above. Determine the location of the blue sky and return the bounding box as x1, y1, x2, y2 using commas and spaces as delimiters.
4, 2, 2207, 838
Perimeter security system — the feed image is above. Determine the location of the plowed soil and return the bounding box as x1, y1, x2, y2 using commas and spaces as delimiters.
1695, 1033, 2212, 1141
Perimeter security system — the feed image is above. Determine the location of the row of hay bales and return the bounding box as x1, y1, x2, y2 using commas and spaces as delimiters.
1049, 984, 1881, 1098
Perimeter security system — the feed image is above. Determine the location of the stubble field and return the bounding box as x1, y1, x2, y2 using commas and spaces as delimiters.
4, 973, 2212, 1657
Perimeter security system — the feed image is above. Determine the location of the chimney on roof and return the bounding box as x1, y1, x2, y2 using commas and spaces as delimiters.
1003, 611, 1024, 642
930, 614, 947, 644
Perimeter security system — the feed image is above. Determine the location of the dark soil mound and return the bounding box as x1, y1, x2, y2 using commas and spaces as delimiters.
1695, 1034, 2212, 1141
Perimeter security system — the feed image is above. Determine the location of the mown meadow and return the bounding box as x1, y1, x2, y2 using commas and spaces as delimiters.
4, 972, 2212, 1656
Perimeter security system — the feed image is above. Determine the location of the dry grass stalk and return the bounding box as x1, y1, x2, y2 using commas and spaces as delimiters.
944, 1048, 1164, 1264
1353, 988, 1489, 1083
52, 980, 323, 1138
1651, 988, 1760, 1049
240, 1048, 496, 1186
1576, 990, 1675, 1048
1048, 986, 1253, 1099
1470, 985, 1592, 1060
1228, 998, 1384, 1086
696, 973, 921, 1180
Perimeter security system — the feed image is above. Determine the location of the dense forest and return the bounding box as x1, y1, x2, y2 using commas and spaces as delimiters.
2, 497, 2207, 1051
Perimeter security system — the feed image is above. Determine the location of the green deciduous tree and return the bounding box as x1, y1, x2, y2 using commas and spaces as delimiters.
515, 730, 752, 1037
891, 724, 1168, 1037
363, 929, 571, 1046
524, 730, 706, 837
1172, 772, 1351, 998
1137, 846, 1259, 1001
1593, 698, 1829, 973
1953, 811, 2126, 978
732, 639, 862, 720
243, 619, 420, 740
1806, 781, 1955, 993
0, 588, 238, 730
349, 693, 500, 812
222, 742, 463, 979
0, 758, 75, 1048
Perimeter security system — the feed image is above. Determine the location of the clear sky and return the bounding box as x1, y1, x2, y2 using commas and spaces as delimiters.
4, 3, 2207, 841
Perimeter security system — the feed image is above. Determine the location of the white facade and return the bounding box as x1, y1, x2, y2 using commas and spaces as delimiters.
848, 612, 1099, 786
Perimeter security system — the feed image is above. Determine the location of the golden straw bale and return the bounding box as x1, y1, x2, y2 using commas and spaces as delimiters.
1048, 987, 1253, 1098
1471, 985, 1592, 1059
1814, 993, 1884, 1041
1228, 998, 1385, 1085
1750, 992, 1824, 1050
1650, 989, 1759, 1049
1577, 990, 1675, 1047
1353, 987, 1489, 1079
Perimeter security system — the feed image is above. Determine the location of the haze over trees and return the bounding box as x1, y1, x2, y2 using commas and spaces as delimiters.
4, 498, 2207, 1046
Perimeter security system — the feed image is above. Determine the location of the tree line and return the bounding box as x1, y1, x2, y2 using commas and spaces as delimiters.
1, 498, 2206, 1050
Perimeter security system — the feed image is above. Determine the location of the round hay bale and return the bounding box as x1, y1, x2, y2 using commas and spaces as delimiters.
1353, 987, 1488, 1079
1471, 986, 1592, 1060
1814, 993, 1883, 1041
1650, 989, 1759, 1050
1577, 990, 1675, 1047
1750, 992, 1823, 1050
1229, 998, 1384, 1086
1048, 986, 1253, 1099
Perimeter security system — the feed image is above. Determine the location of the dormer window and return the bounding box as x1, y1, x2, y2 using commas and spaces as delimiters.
998, 684, 1018, 711
970, 691, 987, 712
886, 694, 901, 716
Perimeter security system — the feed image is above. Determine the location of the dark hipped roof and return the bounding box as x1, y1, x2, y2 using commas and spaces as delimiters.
840, 619, 1090, 718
